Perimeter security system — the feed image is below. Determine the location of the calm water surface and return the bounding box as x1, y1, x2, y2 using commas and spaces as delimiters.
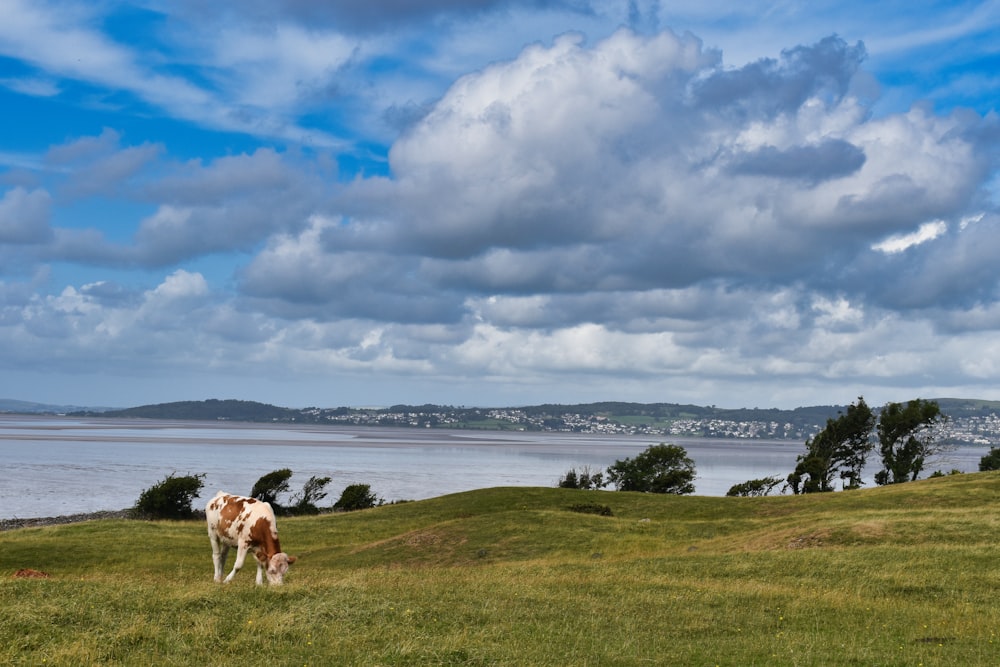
0, 416, 988, 518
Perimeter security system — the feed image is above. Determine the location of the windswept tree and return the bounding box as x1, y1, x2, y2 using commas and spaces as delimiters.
787, 397, 876, 493
606, 443, 696, 495
874, 399, 945, 485
251, 468, 293, 507
133, 473, 205, 519
727, 475, 784, 497
290, 475, 333, 514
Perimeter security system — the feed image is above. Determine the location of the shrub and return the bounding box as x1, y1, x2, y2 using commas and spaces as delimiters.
558, 469, 580, 489
334, 483, 382, 512
133, 473, 205, 519
558, 466, 606, 489
567, 503, 613, 516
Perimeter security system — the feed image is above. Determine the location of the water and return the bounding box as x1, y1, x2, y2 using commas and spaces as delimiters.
0, 416, 989, 519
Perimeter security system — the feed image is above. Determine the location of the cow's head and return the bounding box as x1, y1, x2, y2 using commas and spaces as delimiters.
266, 552, 297, 585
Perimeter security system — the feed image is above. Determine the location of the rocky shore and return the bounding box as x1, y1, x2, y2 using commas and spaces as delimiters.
0, 509, 134, 532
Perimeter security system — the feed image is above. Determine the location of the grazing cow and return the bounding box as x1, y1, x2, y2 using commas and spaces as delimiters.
206, 491, 296, 585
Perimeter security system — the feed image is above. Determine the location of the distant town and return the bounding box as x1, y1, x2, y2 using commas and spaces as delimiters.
303, 404, 1000, 446
28, 397, 1000, 446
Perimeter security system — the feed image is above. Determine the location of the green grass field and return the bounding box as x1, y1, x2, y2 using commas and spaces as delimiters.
3, 473, 1000, 665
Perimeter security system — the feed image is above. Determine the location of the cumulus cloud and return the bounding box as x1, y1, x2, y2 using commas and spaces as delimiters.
240, 216, 466, 324
311, 29, 992, 307
29, 145, 328, 269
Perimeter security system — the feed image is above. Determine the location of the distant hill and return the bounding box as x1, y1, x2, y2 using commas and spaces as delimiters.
932, 397, 1000, 416
82, 399, 300, 422
0, 398, 116, 414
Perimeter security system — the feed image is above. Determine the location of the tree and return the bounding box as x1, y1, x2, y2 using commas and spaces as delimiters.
606, 443, 696, 494
979, 447, 1000, 472
333, 483, 381, 511
874, 399, 946, 485
787, 397, 876, 493
251, 468, 293, 507
289, 475, 332, 514
727, 476, 784, 497
133, 473, 205, 519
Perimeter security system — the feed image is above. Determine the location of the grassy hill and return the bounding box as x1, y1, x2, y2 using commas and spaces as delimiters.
4, 475, 1000, 664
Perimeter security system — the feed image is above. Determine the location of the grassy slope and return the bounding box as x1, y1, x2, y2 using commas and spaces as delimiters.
3, 474, 1000, 665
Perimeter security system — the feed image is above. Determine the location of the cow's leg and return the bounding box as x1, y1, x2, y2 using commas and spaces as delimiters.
213, 544, 229, 583
209, 533, 228, 583
223, 543, 251, 584
255, 558, 265, 586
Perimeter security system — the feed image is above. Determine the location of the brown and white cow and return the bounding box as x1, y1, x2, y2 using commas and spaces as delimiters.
206, 491, 296, 585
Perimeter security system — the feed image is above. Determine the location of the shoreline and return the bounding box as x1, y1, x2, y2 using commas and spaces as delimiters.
0, 509, 133, 532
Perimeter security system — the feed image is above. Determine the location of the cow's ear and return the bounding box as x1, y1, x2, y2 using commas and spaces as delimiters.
287, 555, 297, 564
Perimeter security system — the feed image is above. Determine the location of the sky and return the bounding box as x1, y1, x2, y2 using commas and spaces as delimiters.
0, 1, 998, 410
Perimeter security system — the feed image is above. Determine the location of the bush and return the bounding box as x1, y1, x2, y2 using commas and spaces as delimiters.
567, 503, 613, 516
251, 468, 293, 507
558, 466, 606, 490
133, 473, 205, 519
558, 469, 580, 488
334, 483, 382, 512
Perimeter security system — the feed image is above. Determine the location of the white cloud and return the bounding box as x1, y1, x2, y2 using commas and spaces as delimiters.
145, 269, 209, 301
207, 24, 356, 111
872, 220, 948, 253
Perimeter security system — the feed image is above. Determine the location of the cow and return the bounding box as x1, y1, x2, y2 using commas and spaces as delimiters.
205, 491, 296, 585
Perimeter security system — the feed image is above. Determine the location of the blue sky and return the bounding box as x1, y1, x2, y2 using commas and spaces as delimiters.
0, 0, 998, 410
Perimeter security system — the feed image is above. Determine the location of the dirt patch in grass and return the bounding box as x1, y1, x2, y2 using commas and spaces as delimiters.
786, 530, 830, 549
12, 568, 50, 579
403, 529, 448, 548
